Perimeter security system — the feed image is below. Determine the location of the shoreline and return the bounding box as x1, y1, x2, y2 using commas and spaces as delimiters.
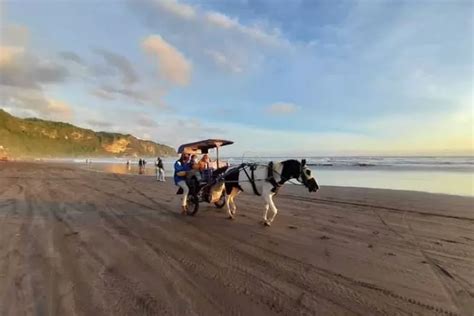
72, 161, 474, 198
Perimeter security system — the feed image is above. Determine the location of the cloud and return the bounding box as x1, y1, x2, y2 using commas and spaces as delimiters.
0, 23, 29, 47
205, 11, 283, 46
0, 47, 69, 89
94, 49, 139, 85
92, 84, 148, 102
150, 0, 196, 20
90, 88, 116, 101
132, 0, 290, 74
0, 45, 24, 66
59, 51, 85, 65
139, 0, 287, 46
205, 49, 242, 73
142, 35, 192, 85
265, 102, 299, 115
0, 21, 74, 122
205, 11, 237, 29
136, 116, 158, 127
46, 99, 73, 120
0, 86, 73, 121
86, 119, 114, 129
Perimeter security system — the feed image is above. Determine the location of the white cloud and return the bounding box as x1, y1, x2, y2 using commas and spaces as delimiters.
142, 35, 192, 86
205, 11, 238, 29
266, 102, 299, 115
205, 49, 242, 73
150, 0, 196, 20
133, 0, 290, 74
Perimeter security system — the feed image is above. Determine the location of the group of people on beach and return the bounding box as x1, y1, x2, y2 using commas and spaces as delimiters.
125, 158, 165, 180
174, 153, 214, 214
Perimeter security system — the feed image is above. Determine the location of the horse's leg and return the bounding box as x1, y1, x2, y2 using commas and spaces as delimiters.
230, 190, 240, 215
226, 190, 233, 219
263, 203, 270, 223
226, 188, 239, 219
261, 184, 274, 225
267, 193, 278, 224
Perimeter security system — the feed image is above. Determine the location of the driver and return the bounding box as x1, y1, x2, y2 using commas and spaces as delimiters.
174, 153, 191, 214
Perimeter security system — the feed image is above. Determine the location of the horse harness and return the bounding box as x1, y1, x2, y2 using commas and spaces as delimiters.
240, 161, 284, 196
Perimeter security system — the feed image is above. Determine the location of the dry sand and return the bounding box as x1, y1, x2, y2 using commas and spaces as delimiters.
0, 162, 473, 315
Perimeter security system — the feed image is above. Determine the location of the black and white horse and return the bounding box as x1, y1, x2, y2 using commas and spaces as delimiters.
223, 159, 319, 226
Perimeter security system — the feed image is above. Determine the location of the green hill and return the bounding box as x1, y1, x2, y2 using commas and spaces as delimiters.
0, 109, 176, 158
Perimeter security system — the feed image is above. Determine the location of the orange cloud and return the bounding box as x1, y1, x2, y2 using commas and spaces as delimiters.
142, 35, 191, 86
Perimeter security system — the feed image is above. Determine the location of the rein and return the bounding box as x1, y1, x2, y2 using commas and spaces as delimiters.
241, 164, 261, 196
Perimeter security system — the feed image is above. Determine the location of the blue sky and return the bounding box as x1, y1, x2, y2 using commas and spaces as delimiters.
1, 0, 472, 155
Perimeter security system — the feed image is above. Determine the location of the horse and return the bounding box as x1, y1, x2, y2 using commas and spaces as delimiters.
222, 159, 319, 226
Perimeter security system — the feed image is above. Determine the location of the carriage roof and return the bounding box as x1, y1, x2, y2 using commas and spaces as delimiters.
177, 139, 234, 154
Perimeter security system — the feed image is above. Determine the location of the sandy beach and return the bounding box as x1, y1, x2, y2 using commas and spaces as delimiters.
0, 162, 473, 316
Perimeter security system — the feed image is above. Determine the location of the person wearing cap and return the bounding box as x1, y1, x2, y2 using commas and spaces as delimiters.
174, 153, 191, 214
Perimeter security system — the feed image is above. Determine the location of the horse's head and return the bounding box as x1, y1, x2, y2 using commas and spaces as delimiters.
299, 159, 319, 192
281, 159, 319, 192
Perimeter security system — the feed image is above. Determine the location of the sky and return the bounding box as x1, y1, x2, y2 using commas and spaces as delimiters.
0, 0, 473, 156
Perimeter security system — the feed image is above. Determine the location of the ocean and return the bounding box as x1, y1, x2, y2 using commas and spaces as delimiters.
68, 156, 473, 197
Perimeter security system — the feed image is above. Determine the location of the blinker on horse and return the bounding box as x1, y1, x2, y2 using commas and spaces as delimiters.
223, 159, 319, 226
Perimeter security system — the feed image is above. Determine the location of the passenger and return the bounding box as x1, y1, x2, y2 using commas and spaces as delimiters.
188, 154, 202, 181
190, 154, 199, 169
197, 154, 210, 171
198, 154, 212, 182
174, 153, 191, 214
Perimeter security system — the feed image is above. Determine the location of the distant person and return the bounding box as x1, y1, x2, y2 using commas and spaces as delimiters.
174, 153, 191, 214
138, 158, 143, 174
126, 159, 131, 171
155, 157, 165, 182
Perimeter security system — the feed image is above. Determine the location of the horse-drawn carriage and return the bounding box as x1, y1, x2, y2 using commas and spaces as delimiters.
177, 139, 233, 216
177, 139, 319, 225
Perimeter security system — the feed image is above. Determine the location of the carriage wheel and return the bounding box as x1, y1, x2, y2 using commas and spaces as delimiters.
214, 189, 226, 209
186, 194, 199, 216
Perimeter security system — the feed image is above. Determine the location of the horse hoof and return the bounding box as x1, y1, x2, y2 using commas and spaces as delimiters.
228, 216, 234, 220
263, 221, 271, 227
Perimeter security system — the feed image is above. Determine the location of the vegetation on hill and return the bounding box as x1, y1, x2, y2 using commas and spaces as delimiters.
0, 109, 176, 158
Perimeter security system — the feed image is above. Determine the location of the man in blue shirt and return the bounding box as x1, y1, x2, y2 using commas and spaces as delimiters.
174, 153, 191, 214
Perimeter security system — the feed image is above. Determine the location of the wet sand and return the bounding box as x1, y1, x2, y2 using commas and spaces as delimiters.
0, 162, 473, 315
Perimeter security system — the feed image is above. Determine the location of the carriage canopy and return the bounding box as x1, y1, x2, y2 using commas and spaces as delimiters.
177, 139, 234, 154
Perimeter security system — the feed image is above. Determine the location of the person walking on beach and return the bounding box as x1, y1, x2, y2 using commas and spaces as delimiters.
174, 153, 191, 214
155, 157, 165, 181
138, 158, 143, 174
